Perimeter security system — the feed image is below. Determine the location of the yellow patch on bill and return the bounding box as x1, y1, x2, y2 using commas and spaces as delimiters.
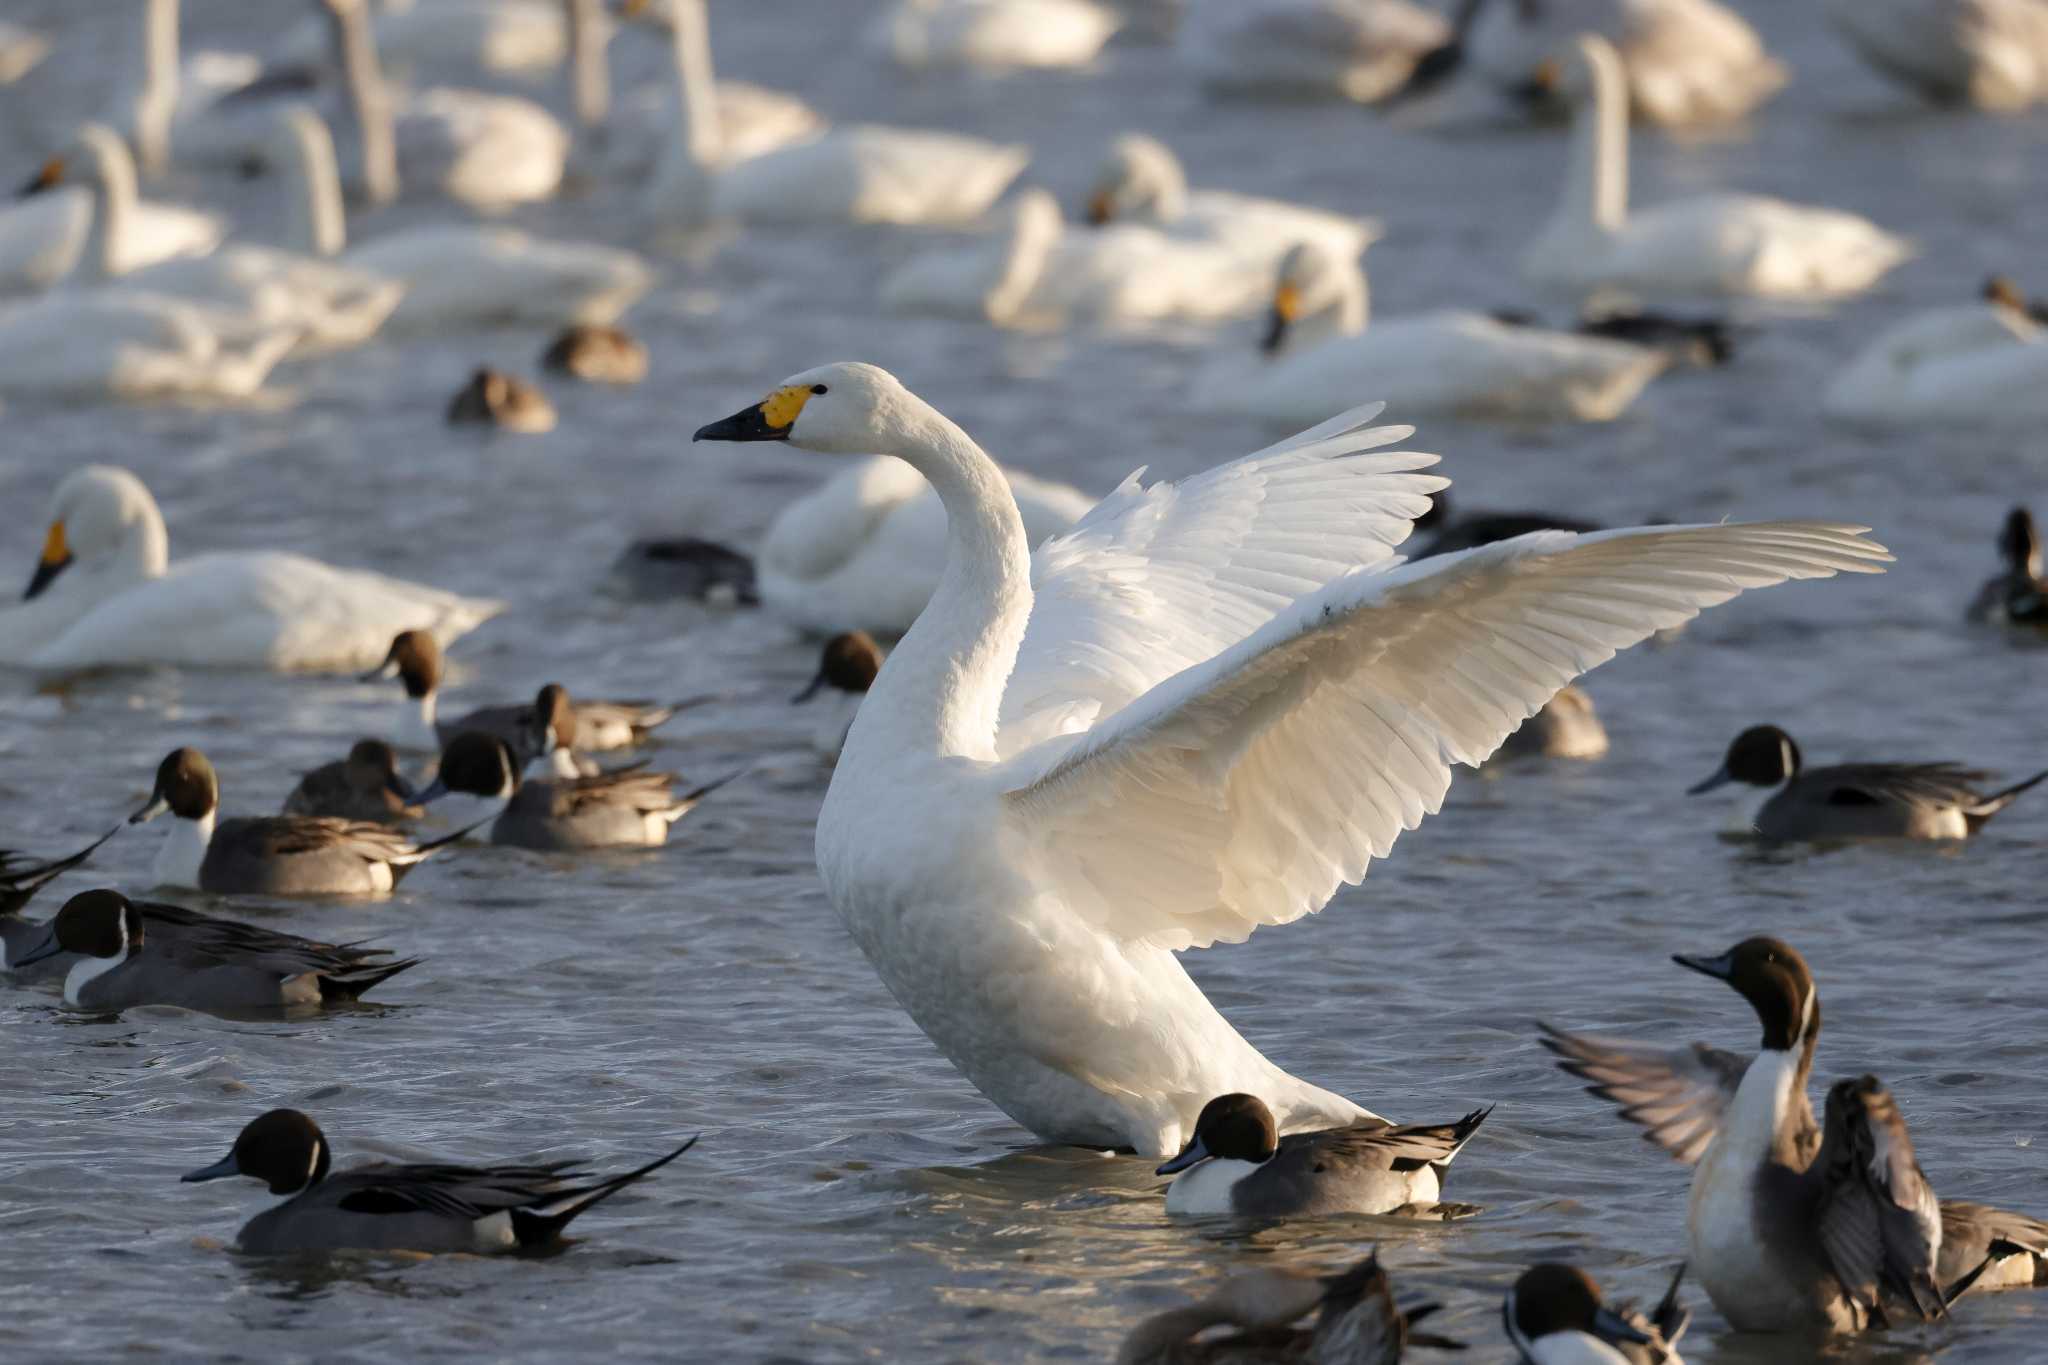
39, 520, 67, 567
760, 384, 813, 431
1272, 283, 1303, 322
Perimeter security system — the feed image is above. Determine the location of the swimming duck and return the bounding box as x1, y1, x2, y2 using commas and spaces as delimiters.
873, 0, 1122, 71
1495, 685, 1607, 761
0, 467, 502, 674
131, 748, 465, 898
182, 1109, 695, 1254
1409, 492, 1602, 558
541, 323, 647, 384
420, 732, 733, 851
1687, 724, 2047, 841
1118, 1252, 1458, 1364
447, 368, 558, 434
12, 889, 417, 1012
284, 741, 422, 825
795, 631, 884, 761
1176, 0, 1453, 104
1156, 1093, 1489, 1217
1821, 0, 2048, 111
1967, 507, 2048, 626
1524, 35, 1909, 302
608, 537, 759, 605
1199, 240, 1667, 424
1540, 936, 2048, 1327
1504, 1263, 1688, 1364
693, 361, 1885, 1156
1986, 276, 2048, 326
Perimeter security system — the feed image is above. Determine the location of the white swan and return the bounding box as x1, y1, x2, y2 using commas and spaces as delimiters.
1199, 240, 1668, 423
0, 153, 222, 297
56, 122, 399, 358
641, 2, 1026, 231
1468, 0, 1786, 127
1823, 301, 2048, 423
692, 363, 1888, 1154
1, 467, 502, 673
0, 19, 48, 84
275, 0, 567, 87
272, 110, 648, 331
1524, 35, 1910, 301
755, 453, 1096, 637
1175, 0, 1451, 102
872, 0, 1123, 71
1821, 0, 2048, 111
1087, 133, 1380, 273
880, 189, 1284, 328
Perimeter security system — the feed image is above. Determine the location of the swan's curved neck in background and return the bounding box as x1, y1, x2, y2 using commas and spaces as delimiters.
77, 138, 140, 281
646, 0, 723, 227
328, 0, 401, 206
844, 404, 1032, 763
1558, 51, 1628, 240
564, 0, 610, 129
132, 0, 178, 179
281, 116, 348, 256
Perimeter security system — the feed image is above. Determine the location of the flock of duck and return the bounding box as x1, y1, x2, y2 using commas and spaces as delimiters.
4, 0, 2048, 1360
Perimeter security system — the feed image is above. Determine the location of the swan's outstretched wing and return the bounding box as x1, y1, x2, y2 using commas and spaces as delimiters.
998, 522, 1889, 950
1538, 1024, 1751, 1165
996, 404, 1442, 758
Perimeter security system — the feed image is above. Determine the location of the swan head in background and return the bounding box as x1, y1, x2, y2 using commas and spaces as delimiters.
17, 154, 62, 198
693, 363, 908, 455
1086, 133, 1185, 227
22, 466, 170, 605
28, 124, 140, 280
1262, 241, 1367, 356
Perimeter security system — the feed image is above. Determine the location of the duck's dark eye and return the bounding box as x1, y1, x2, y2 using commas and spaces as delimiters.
811, 384, 829, 395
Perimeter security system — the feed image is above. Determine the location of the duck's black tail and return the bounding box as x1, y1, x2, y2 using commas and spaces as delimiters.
1965, 769, 2048, 831
319, 956, 422, 1002
510, 1135, 698, 1247
0, 825, 121, 914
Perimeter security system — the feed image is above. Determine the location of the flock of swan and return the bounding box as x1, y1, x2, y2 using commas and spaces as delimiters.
5, 0, 2048, 1359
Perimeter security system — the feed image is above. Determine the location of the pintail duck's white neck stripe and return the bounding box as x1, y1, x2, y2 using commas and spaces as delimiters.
64, 934, 130, 1005
153, 809, 214, 890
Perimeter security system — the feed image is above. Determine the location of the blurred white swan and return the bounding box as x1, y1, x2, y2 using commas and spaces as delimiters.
0, 20, 49, 84
276, 109, 649, 331
881, 189, 1283, 327
0, 466, 502, 673
644, 1, 1027, 230
692, 362, 1888, 1154
1821, 0, 2048, 111
0, 129, 222, 296
275, 0, 566, 86
1200, 239, 1667, 423
755, 453, 1096, 637
1824, 301, 2048, 423
1523, 35, 1909, 301
1175, 0, 1450, 101
872, 0, 1122, 71
57, 122, 399, 358
1086, 133, 1379, 273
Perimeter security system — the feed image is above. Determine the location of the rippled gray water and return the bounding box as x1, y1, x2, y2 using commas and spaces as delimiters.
3, 2, 2047, 1361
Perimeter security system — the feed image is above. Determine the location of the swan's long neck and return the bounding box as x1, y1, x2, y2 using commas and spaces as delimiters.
646, 0, 723, 226
983, 198, 1058, 325
1300, 263, 1367, 349
281, 114, 348, 256
564, 0, 610, 128
132, 0, 178, 179
77, 135, 141, 281
1557, 48, 1628, 240
329, 0, 401, 205
848, 406, 1032, 763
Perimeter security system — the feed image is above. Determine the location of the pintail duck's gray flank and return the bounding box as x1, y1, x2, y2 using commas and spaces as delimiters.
12, 888, 417, 1012
1155, 1092, 1490, 1219
419, 731, 740, 851
182, 1109, 696, 1254
131, 746, 466, 897
1505, 1262, 1688, 1364
284, 739, 421, 824
541, 323, 647, 385
1688, 724, 2048, 841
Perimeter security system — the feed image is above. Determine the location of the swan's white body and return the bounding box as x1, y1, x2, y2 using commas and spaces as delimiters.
706, 362, 1887, 1154
1524, 36, 1909, 301
881, 190, 1280, 328
1090, 134, 1379, 275
757, 454, 1096, 637
1, 467, 502, 673
714, 126, 1031, 228
391, 86, 569, 209
0, 292, 297, 402
275, 0, 567, 85
0, 19, 48, 83
1201, 241, 1667, 423
0, 192, 221, 298
1470, 0, 1786, 127
1175, 0, 1449, 101
872, 0, 1122, 71
1823, 303, 2048, 422
1822, 0, 2048, 110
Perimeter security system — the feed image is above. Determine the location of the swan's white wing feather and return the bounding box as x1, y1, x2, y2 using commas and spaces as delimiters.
998, 521, 1888, 950
995, 406, 1441, 757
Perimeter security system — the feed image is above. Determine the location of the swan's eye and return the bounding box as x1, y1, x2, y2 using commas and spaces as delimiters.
811, 384, 829, 395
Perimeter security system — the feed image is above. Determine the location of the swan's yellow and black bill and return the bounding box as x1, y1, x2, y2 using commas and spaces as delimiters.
24, 521, 70, 600
1261, 282, 1304, 355
693, 384, 812, 443
1085, 189, 1113, 226
18, 157, 62, 199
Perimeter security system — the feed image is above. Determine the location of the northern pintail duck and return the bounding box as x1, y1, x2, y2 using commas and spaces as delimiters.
1118, 1252, 1460, 1365
1967, 507, 2048, 626
284, 740, 422, 824
131, 747, 463, 897
1505, 1263, 1688, 1364
1985, 276, 2048, 326
421, 732, 735, 851
794, 630, 883, 761
541, 323, 647, 385
183, 1109, 695, 1254
1540, 936, 2048, 1330
608, 537, 760, 606
13, 889, 416, 1012
364, 630, 691, 774
1156, 1093, 1490, 1218
1688, 724, 2048, 841
1410, 492, 1602, 559
1, 829, 119, 976
446, 367, 557, 434
1496, 685, 1607, 762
